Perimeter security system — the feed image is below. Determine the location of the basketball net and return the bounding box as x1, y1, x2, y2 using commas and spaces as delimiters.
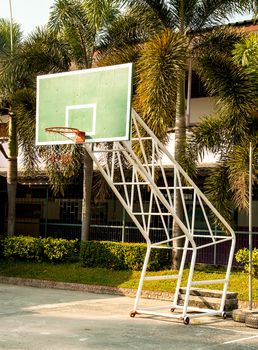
44, 127, 85, 170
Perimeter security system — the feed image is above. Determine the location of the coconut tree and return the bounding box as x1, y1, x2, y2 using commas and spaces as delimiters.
1, 0, 154, 241
100, 0, 254, 269
48, 0, 124, 241
1, 0, 121, 241
0, 19, 23, 236
130, 27, 247, 269
0, 21, 75, 236
192, 32, 258, 225
12, 27, 78, 190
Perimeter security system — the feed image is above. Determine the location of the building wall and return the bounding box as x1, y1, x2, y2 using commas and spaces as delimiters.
189, 97, 216, 125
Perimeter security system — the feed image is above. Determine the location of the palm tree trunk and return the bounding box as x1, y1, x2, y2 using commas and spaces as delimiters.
81, 149, 93, 241
172, 72, 186, 270
7, 112, 17, 236
171, 0, 187, 270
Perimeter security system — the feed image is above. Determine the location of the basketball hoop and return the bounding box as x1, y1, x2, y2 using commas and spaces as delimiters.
45, 127, 86, 144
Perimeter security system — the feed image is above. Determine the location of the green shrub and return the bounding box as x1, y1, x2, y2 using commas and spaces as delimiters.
4, 236, 42, 261
41, 237, 79, 262
80, 241, 126, 270
3, 236, 79, 263
235, 248, 258, 277
80, 241, 171, 271
0, 238, 4, 259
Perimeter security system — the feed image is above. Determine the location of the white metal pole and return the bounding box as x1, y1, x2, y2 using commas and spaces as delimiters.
122, 207, 125, 242
9, 0, 13, 52
249, 142, 253, 310
186, 58, 192, 128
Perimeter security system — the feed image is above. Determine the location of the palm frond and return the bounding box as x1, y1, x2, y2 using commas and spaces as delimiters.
49, 0, 96, 68
0, 27, 71, 98
233, 33, 258, 68
227, 141, 250, 211
187, 0, 253, 32
97, 4, 163, 52
192, 27, 244, 57
96, 45, 141, 67
204, 162, 233, 226
125, 0, 254, 33
12, 88, 40, 174
198, 53, 254, 107
49, 0, 87, 32
195, 52, 256, 142
134, 29, 188, 142
83, 0, 120, 31
0, 19, 22, 53
192, 113, 229, 157
127, 0, 175, 28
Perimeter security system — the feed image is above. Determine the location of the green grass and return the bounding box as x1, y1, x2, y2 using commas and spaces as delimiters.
0, 259, 256, 301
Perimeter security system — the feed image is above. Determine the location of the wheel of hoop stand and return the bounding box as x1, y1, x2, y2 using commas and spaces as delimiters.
183, 317, 190, 325
45, 126, 86, 144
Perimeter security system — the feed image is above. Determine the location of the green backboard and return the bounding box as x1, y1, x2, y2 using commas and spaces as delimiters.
36, 63, 133, 145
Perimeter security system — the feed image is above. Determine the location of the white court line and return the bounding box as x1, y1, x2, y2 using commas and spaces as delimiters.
223, 335, 258, 344
200, 325, 258, 345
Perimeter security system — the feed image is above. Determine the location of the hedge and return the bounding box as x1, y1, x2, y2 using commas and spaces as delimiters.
0, 238, 4, 259
3, 236, 79, 263
235, 248, 258, 277
80, 241, 171, 271
1, 237, 171, 270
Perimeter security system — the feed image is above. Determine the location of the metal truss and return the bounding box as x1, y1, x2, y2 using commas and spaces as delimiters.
85, 109, 236, 325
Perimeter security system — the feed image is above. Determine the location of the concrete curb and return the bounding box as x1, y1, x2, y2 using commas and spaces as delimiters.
0, 276, 172, 301
0, 276, 257, 308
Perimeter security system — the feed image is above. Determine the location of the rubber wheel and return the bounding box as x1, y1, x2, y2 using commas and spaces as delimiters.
130, 311, 136, 318
222, 312, 227, 319
232, 309, 249, 323
245, 312, 258, 329
183, 317, 190, 325
170, 308, 175, 312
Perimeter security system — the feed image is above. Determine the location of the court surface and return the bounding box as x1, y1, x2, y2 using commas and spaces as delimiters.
0, 284, 257, 350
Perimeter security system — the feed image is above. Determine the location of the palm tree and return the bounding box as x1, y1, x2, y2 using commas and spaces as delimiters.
192, 32, 258, 225
11, 27, 76, 187
0, 21, 74, 235
0, 1, 132, 241
0, 18, 23, 236
100, 0, 254, 268
48, 0, 122, 241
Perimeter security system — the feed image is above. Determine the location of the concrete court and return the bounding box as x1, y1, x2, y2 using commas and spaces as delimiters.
0, 284, 258, 350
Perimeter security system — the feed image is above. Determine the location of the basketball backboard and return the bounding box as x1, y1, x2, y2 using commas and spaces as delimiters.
36, 63, 133, 145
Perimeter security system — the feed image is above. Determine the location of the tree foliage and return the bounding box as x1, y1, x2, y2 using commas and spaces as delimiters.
192, 32, 258, 223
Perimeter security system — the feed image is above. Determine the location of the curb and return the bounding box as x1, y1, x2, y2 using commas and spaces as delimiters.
0, 276, 257, 308
0, 276, 172, 301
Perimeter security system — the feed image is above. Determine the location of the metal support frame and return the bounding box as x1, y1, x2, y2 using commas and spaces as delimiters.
85, 109, 235, 324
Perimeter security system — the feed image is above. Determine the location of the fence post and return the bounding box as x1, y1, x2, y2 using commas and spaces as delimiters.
248, 141, 253, 310
122, 207, 126, 242
213, 225, 217, 265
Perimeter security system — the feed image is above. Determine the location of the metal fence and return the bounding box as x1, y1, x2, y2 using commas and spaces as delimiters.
36, 219, 258, 267
8, 185, 258, 267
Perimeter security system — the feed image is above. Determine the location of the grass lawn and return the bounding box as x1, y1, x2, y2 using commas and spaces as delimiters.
0, 259, 256, 301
